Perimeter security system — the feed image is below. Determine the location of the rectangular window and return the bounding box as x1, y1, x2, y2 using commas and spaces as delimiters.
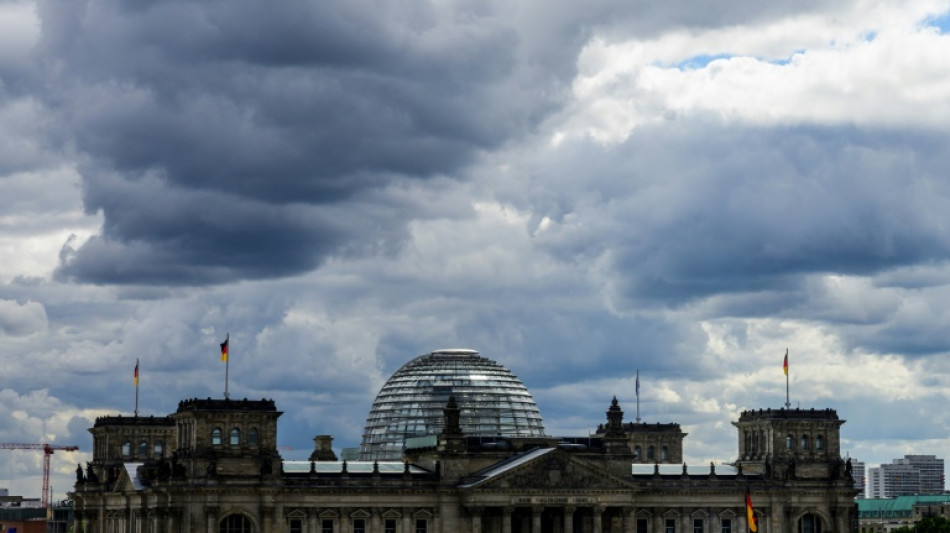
666, 519, 677, 533
722, 518, 732, 533
638, 518, 649, 533
353, 519, 365, 533
385, 519, 397, 533
416, 519, 428, 533
694, 519, 704, 533
322, 519, 334, 533
290, 519, 303, 533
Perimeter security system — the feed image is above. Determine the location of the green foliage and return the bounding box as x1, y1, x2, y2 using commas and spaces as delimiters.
913, 516, 950, 533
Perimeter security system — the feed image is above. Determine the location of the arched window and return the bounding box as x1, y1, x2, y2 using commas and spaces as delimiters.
138, 440, 148, 456
154, 440, 164, 457
220, 513, 252, 533
647, 445, 655, 461
801, 435, 809, 450
248, 428, 259, 446
799, 513, 822, 533
815, 435, 824, 450
786, 435, 794, 450
212, 427, 222, 446
661, 446, 669, 461
230, 427, 241, 446
121, 441, 131, 456
634, 445, 642, 459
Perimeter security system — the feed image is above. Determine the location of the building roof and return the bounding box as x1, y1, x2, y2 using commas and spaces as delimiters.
857, 495, 950, 517
359, 349, 546, 460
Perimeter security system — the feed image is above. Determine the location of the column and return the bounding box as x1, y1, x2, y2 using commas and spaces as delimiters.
594, 506, 604, 533
564, 506, 575, 533
470, 507, 483, 533
372, 509, 383, 533
308, 509, 319, 533
503, 507, 513, 533
532, 507, 542, 533
623, 508, 636, 533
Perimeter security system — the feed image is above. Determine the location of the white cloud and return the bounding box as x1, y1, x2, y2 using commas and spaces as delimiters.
559, 1, 950, 143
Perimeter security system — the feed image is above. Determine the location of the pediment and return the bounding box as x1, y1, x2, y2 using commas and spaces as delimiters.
462, 449, 635, 491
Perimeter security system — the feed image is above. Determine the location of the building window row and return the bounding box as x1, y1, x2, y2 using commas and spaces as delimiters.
120, 439, 164, 458
211, 426, 260, 447
314, 518, 427, 533
785, 434, 825, 452
634, 445, 670, 461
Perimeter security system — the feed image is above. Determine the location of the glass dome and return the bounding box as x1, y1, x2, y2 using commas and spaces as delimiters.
359, 349, 546, 460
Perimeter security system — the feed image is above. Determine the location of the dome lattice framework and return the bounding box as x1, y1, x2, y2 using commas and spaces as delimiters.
359, 349, 546, 460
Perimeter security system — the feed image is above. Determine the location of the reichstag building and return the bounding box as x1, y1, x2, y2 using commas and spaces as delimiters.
71, 349, 858, 533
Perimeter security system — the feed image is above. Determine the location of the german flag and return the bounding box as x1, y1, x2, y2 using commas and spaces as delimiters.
220, 335, 229, 362
746, 488, 758, 533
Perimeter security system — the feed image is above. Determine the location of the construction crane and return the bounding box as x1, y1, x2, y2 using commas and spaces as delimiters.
0, 443, 79, 507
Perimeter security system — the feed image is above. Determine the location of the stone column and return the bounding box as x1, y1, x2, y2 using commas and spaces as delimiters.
502, 507, 513, 533
308, 509, 318, 533
372, 508, 383, 533
593, 506, 603, 533
470, 507, 483, 533
532, 507, 542, 533
564, 506, 576, 533
206, 507, 217, 533
623, 508, 636, 533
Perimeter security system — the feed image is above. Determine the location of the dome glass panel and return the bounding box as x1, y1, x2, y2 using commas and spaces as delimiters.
359, 349, 546, 460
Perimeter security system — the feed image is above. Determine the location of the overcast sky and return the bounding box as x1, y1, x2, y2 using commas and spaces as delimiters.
3, 0, 950, 500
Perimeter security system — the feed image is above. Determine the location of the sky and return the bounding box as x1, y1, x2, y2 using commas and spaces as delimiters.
2, 0, 950, 501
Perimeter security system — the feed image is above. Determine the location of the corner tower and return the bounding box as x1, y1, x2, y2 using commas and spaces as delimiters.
733, 407, 847, 480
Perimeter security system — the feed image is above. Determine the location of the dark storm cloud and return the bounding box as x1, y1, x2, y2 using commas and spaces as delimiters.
35, 0, 862, 287
36, 0, 560, 285
525, 123, 950, 309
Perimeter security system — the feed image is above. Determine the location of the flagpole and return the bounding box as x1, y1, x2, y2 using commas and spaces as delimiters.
635, 369, 641, 423
134, 358, 139, 417
221, 333, 231, 400
784, 348, 790, 408
224, 334, 230, 400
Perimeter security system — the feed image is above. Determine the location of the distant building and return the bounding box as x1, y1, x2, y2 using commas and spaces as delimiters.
867, 455, 944, 498
851, 460, 866, 497
857, 495, 950, 533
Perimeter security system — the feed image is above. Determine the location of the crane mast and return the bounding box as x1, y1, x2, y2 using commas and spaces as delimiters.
0, 442, 79, 507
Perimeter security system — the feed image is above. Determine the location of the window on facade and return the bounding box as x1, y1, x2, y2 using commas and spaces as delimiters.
648, 445, 655, 461
786, 435, 793, 450
666, 518, 676, 533
290, 519, 302, 533
721, 518, 732, 533
638, 519, 649, 533
154, 440, 164, 457
353, 519, 365, 533
661, 446, 669, 461
121, 441, 131, 456
219, 514, 251, 533
416, 519, 428, 533
322, 519, 334, 533
385, 519, 396, 533
212, 427, 222, 446
248, 428, 259, 446
799, 513, 822, 533
138, 440, 148, 456
634, 445, 642, 459
801, 435, 809, 450
816, 435, 824, 450
694, 518, 704, 533
230, 427, 240, 446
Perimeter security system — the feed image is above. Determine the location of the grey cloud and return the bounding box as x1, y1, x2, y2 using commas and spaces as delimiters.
35, 0, 564, 285
522, 124, 950, 309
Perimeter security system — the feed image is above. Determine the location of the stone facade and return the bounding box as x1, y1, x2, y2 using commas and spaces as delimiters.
72, 398, 858, 533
